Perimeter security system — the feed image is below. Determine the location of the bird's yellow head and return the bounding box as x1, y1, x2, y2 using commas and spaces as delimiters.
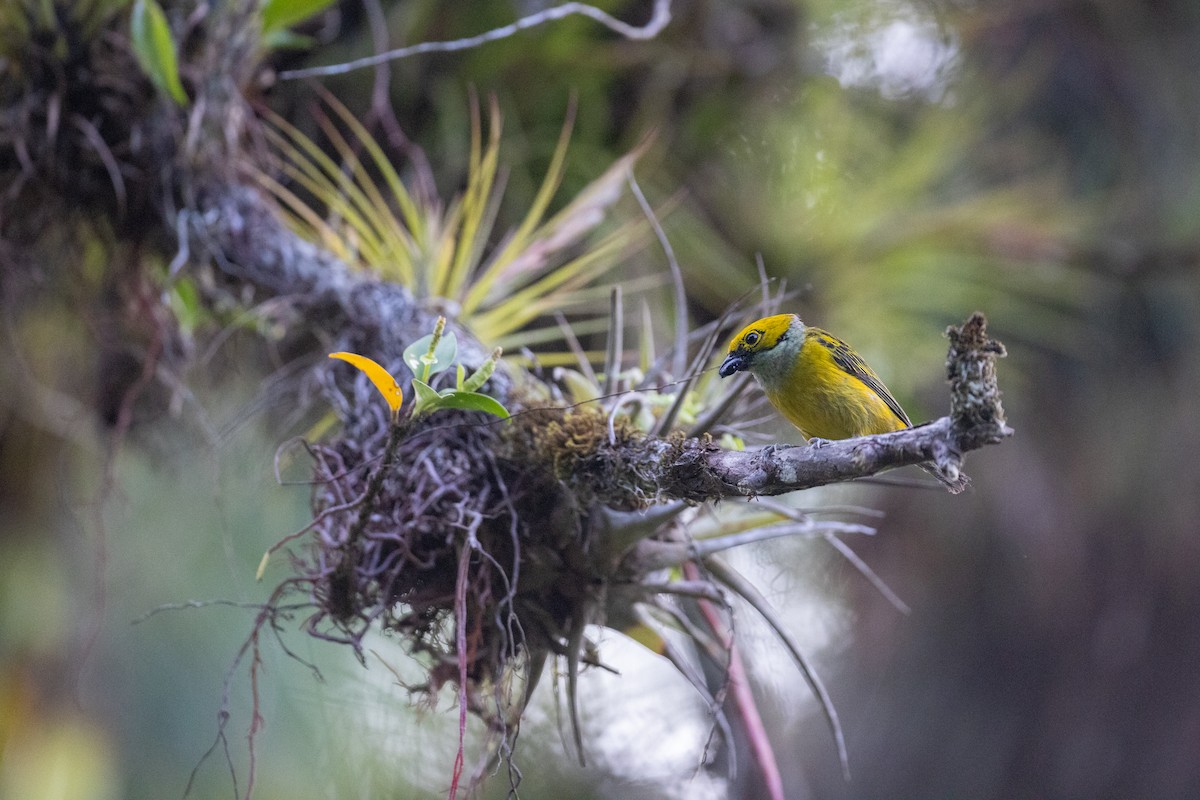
718, 313, 805, 384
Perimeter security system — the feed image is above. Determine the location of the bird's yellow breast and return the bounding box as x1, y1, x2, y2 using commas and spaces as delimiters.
763, 330, 908, 440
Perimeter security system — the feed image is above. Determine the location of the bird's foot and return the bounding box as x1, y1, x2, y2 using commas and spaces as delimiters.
807, 437, 832, 449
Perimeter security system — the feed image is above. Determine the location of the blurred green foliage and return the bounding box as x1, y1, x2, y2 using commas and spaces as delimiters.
261, 0, 339, 44
130, 0, 187, 104
0, 0, 132, 67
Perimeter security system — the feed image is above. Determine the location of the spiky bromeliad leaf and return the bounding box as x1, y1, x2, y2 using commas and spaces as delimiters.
257, 96, 648, 363
256, 107, 419, 285
461, 136, 651, 319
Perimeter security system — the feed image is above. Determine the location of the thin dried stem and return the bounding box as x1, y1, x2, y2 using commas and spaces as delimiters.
627, 170, 687, 381
280, 0, 674, 80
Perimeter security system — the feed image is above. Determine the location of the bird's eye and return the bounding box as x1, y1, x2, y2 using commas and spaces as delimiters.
745, 332, 760, 346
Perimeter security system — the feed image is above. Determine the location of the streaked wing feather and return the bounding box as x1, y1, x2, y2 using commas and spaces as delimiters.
813, 329, 911, 427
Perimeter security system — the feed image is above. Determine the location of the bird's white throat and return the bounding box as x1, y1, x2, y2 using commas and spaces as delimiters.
748, 319, 805, 390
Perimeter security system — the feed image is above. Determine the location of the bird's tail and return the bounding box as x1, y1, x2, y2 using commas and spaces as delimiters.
920, 461, 969, 494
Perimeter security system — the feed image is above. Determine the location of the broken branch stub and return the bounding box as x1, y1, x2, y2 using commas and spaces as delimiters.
946, 312, 1011, 446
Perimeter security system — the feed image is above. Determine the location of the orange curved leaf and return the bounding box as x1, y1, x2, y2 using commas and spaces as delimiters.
329, 352, 404, 414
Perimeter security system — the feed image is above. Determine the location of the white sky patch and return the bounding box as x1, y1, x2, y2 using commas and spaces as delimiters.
538, 629, 729, 800
812, 3, 960, 101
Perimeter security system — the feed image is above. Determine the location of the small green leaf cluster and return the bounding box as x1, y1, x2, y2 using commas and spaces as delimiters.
330, 316, 509, 425
403, 318, 509, 420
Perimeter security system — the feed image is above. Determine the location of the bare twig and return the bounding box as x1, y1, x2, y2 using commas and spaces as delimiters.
450, 539, 472, 800
628, 170, 687, 380
565, 612, 589, 766
629, 520, 876, 573
822, 533, 910, 615
554, 311, 600, 388
603, 286, 623, 396
740, 497, 904, 611
280, 0, 674, 80
359, 0, 437, 204
73, 114, 126, 217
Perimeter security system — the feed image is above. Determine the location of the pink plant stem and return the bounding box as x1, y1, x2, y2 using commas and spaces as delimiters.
448, 543, 472, 799
684, 561, 784, 800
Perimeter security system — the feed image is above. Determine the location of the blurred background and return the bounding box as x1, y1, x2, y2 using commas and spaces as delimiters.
3, 0, 1200, 797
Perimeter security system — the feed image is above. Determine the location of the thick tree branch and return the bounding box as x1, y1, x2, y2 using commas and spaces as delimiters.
601, 313, 1009, 502
659, 414, 1003, 500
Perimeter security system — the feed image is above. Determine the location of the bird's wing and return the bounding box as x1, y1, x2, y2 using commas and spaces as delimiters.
811, 329, 912, 427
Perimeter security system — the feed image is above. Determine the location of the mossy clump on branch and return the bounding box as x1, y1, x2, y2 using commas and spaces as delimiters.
501, 404, 661, 510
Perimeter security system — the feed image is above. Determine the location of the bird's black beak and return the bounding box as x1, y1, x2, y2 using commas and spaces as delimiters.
719, 352, 747, 378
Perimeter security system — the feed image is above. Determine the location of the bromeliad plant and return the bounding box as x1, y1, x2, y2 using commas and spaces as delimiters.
256, 93, 652, 364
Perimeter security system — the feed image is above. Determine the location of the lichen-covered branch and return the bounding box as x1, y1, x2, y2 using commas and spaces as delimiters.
502, 312, 1010, 504
655, 412, 1003, 500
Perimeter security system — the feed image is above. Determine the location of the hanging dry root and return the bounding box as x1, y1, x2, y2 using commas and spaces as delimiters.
276, 393, 666, 734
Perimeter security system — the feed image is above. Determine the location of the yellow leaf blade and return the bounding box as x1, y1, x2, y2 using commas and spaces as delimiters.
328, 352, 404, 414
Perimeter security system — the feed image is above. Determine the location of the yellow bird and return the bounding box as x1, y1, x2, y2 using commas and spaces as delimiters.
719, 313, 965, 492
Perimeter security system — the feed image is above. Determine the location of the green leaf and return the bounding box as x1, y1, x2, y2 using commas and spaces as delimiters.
410, 380, 508, 419
411, 379, 442, 408
130, 0, 187, 105
431, 391, 510, 419
461, 348, 501, 394
167, 277, 202, 333
261, 0, 336, 34
403, 331, 457, 378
